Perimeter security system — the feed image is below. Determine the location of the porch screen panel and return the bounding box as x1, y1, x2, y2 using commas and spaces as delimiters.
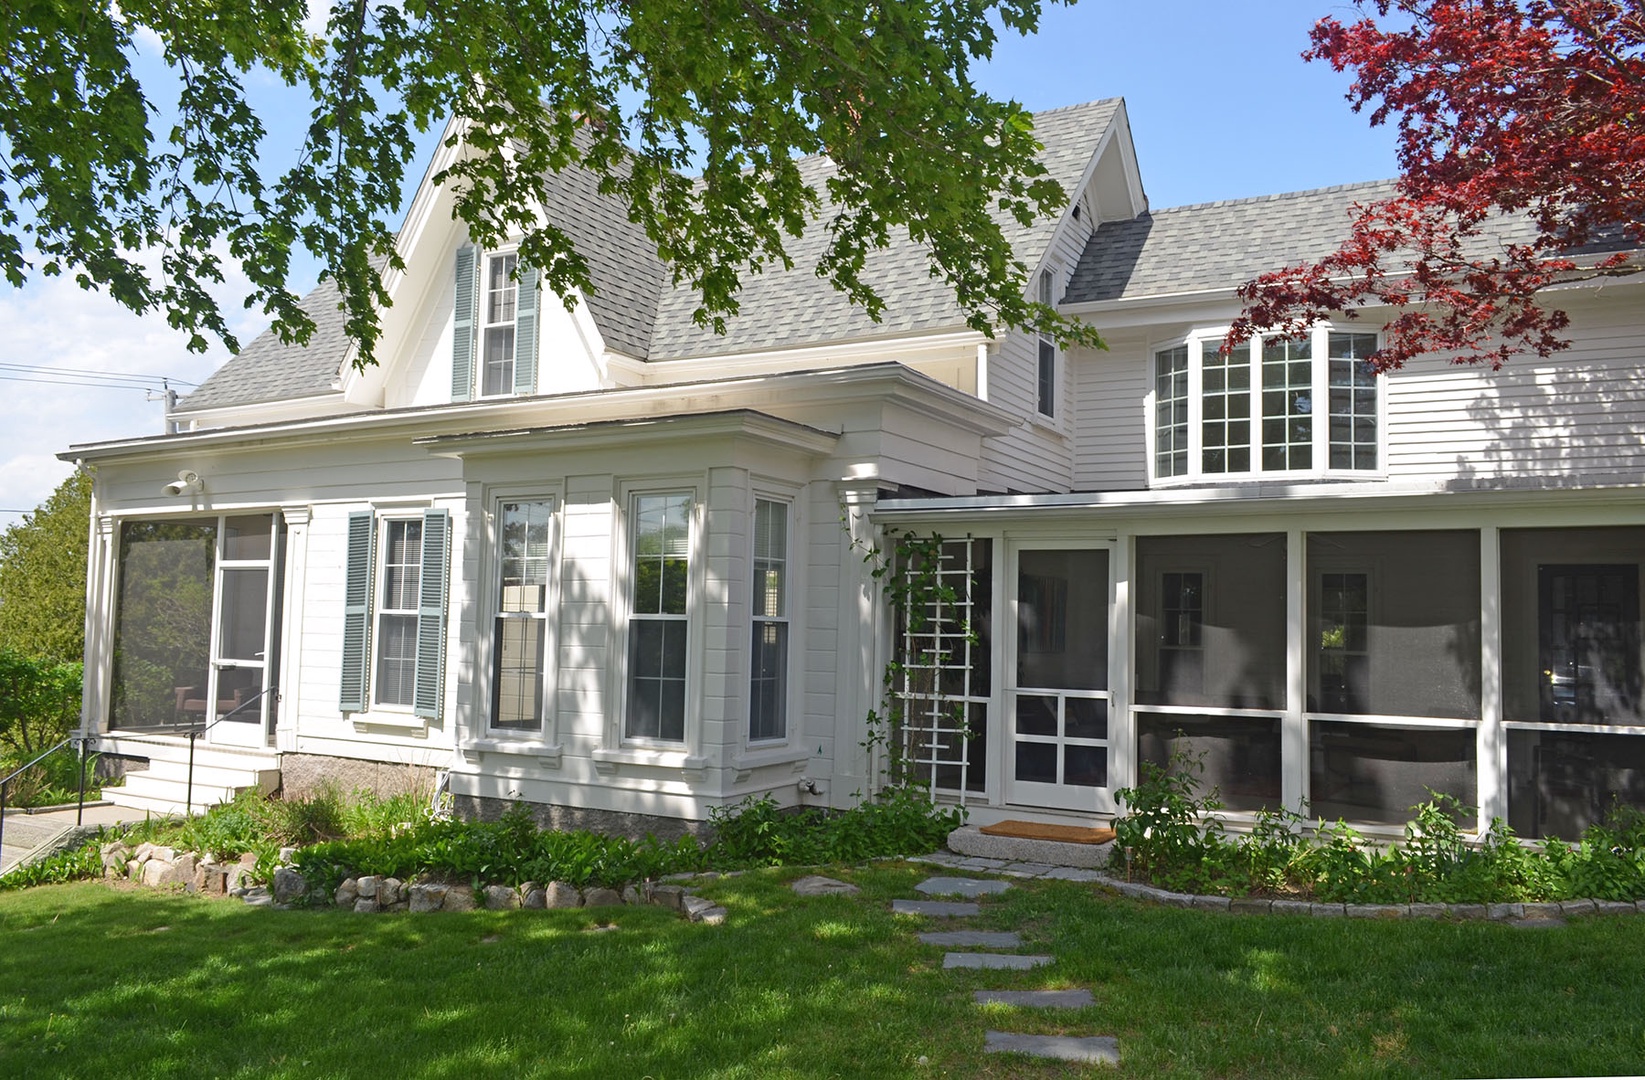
1137, 713, 1281, 812
1305, 530, 1480, 719
1134, 534, 1286, 709
1509, 730, 1645, 839
1501, 527, 1645, 726
1310, 722, 1476, 827
110, 521, 217, 730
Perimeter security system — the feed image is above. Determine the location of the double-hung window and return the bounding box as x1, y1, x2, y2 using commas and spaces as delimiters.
627, 493, 691, 742
1151, 328, 1381, 483
749, 499, 789, 742
339, 509, 450, 719
493, 500, 554, 731
451, 245, 539, 400
480, 253, 519, 396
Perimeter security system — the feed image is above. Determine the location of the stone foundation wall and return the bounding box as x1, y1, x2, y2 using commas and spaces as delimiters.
455, 794, 709, 843
279, 754, 439, 801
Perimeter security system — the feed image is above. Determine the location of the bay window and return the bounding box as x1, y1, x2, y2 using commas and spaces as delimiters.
1152, 328, 1381, 483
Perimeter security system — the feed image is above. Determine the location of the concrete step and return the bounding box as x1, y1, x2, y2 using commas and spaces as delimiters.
984, 1031, 1119, 1065
100, 774, 232, 817
892, 899, 981, 917
944, 952, 1053, 970
138, 757, 278, 791
918, 931, 1023, 948
948, 824, 1114, 869
915, 876, 1012, 897
974, 989, 1096, 1009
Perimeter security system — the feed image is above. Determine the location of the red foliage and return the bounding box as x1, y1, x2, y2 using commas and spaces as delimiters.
1232, 0, 1644, 371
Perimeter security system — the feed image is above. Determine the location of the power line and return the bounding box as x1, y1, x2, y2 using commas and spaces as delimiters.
0, 374, 163, 391
0, 361, 198, 386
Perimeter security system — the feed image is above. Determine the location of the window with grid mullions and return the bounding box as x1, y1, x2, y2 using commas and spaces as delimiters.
627, 493, 691, 742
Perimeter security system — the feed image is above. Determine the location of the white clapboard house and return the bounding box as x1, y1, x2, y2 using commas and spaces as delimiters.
64, 99, 1645, 840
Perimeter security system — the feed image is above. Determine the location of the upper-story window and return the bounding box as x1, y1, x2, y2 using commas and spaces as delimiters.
1152, 328, 1380, 483
1036, 269, 1057, 417
481, 254, 520, 397
452, 245, 539, 401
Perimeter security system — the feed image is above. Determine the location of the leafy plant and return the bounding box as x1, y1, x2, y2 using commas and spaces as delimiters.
1114, 747, 1231, 891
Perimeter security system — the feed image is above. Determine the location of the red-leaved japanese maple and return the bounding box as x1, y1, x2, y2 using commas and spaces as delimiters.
1231, 0, 1644, 371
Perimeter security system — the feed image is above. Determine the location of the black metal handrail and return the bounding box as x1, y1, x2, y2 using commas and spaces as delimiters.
181, 689, 273, 814
0, 735, 92, 869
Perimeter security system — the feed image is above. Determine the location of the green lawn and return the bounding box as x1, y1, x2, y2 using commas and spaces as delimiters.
3, 865, 1644, 1078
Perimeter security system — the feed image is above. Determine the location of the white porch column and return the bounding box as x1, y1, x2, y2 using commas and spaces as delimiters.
1283, 528, 1307, 814
1478, 525, 1505, 826
834, 481, 881, 806
81, 511, 118, 737
276, 507, 311, 754
1110, 529, 1134, 802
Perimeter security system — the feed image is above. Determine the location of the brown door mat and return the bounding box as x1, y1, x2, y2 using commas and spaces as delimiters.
979, 820, 1117, 845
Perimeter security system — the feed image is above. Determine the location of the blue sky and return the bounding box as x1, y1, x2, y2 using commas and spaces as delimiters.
0, 0, 1396, 523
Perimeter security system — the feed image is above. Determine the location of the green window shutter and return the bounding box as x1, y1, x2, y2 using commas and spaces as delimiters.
413, 508, 450, 720
340, 511, 375, 712
513, 262, 540, 395
451, 245, 478, 402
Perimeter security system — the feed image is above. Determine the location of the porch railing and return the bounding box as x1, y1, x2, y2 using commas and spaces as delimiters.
0, 736, 93, 869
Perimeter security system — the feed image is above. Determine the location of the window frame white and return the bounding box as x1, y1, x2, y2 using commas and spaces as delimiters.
748, 495, 793, 745
487, 495, 558, 736
1035, 267, 1058, 419
479, 250, 521, 398
1147, 325, 1387, 487
617, 485, 700, 748
372, 515, 424, 712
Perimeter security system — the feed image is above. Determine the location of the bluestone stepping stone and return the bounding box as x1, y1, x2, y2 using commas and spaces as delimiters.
985, 1031, 1120, 1065
917, 930, 1022, 948
916, 876, 1011, 898
974, 989, 1096, 1009
944, 952, 1052, 970
893, 899, 981, 917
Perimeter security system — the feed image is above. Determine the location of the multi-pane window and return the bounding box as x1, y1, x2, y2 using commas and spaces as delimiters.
1153, 329, 1381, 482
493, 500, 553, 731
375, 519, 422, 707
628, 493, 691, 742
1036, 269, 1056, 417
1159, 570, 1205, 696
1317, 572, 1370, 713
1154, 345, 1189, 478
749, 499, 789, 742
1328, 332, 1379, 469
1261, 335, 1313, 471
481, 253, 519, 396
1201, 341, 1251, 474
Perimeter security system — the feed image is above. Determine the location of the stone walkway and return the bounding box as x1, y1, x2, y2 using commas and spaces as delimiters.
896, 872, 1120, 1067
907, 849, 1109, 882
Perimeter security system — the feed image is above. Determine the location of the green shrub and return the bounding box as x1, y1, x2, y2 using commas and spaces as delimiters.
0, 836, 101, 891
706, 786, 963, 869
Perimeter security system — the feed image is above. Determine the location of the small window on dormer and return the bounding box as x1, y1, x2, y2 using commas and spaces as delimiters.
452, 246, 540, 402
1037, 269, 1056, 418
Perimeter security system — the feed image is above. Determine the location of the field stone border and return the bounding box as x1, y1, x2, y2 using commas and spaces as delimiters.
1097, 877, 1644, 920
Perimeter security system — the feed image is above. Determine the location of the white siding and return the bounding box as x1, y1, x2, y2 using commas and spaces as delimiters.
1071, 337, 1149, 491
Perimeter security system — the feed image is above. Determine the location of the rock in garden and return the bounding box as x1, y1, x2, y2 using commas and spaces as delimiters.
335, 879, 360, 908
522, 888, 547, 909
356, 875, 379, 899
648, 884, 684, 911
621, 885, 642, 906
484, 885, 520, 910
408, 884, 446, 913
379, 878, 403, 906
353, 899, 381, 914
583, 887, 623, 908
271, 866, 308, 904
442, 887, 477, 912
545, 881, 581, 909
790, 875, 859, 896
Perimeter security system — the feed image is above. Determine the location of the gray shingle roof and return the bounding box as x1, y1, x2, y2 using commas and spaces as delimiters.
181, 100, 1122, 408
1062, 179, 1556, 304
175, 276, 352, 412
647, 99, 1121, 360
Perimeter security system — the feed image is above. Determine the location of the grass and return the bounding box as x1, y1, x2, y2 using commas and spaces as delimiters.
3, 865, 1645, 1078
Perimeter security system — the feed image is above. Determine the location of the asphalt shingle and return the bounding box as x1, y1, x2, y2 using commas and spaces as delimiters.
175, 276, 352, 413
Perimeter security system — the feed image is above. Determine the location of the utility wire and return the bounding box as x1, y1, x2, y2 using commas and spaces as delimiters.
0, 361, 198, 386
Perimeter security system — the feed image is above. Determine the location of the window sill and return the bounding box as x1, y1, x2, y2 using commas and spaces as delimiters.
1027, 413, 1069, 441
461, 738, 563, 766
730, 745, 813, 771
350, 713, 429, 735
592, 746, 709, 773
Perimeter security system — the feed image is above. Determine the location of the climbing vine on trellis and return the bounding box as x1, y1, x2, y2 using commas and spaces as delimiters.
846, 515, 983, 802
